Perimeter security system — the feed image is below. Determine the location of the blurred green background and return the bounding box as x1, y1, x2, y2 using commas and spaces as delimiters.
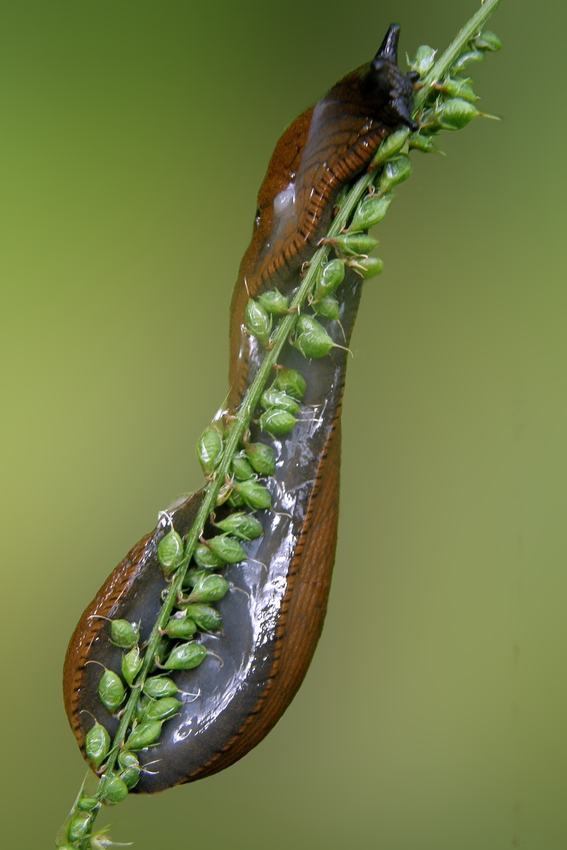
2, 1, 565, 847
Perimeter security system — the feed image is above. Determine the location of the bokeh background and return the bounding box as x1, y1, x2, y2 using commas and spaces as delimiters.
1, 1, 565, 847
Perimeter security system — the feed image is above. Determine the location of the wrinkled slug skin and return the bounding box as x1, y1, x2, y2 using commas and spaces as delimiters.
63, 25, 415, 792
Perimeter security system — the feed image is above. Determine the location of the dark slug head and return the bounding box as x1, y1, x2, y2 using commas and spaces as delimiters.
359, 24, 419, 131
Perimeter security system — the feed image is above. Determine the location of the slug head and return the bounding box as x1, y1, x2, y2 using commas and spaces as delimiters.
359, 23, 418, 131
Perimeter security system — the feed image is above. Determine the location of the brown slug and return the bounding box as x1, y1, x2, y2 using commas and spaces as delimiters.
63, 23, 416, 792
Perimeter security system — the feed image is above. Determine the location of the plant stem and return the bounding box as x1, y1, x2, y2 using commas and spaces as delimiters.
414, 0, 502, 111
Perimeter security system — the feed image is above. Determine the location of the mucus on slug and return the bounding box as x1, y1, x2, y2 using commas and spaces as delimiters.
63, 23, 415, 793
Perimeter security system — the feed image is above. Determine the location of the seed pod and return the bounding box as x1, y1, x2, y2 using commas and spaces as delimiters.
143, 677, 178, 699
163, 642, 208, 670
184, 567, 208, 587
186, 573, 230, 604
473, 30, 502, 52
215, 511, 263, 540
226, 489, 245, 508
98, 669, 125, 713
373, 127, 410, 165
89, 832, 121, 850
126, 719, 163, 750
327, 233, 378, 257
244, 298, 272, 347
233, 478, 272, 510
67, 813, 92, 842
77, 795, 100, 812
157, 529, 184, 574
144, 696, 182, 721
154, 634, 170, 665
378, 154, 412, 193
118, 750, 140, 771
313, 295, 340, 320
102, 776, 129, 805
193, 543, 224, 569
206, 532, 247, 564
346, 255, 384, 279
119, 766, 140, 790
314, 258, 345, 301
293, 315, 335, 359
243, 441, 276, 475
350, 192, 392, 231
410, 44, 437, 74
437, 97, 479, 130
109, 619, 138, 649
260, 389, 300, 414
134, 694, 150, 722
451, 48, 484, 72
409, 132, 436, 153
273, 366, 306, 399
181, 603, 223, 631
438, 76, 477, 103
85, 721, 110, 770
162, 615, 198, 639
259, 408, 297, 436
121, 645, 143, 686
257, 288, 289, 314
196, 424, 223, 477
231, 453, 255, 481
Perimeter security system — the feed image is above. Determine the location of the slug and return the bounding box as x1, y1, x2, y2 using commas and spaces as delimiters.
63, 24, 416, 792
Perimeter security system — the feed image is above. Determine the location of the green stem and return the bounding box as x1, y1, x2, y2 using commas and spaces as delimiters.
414, 0, 502, 111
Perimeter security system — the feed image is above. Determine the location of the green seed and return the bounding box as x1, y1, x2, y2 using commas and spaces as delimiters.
194, 543, 224, 569
313, 295, 340, 320
207, 533, 247, 563
186, 573, 230, 604
163, 642, 208, 670
157, 529, 184, 574
162, 615, 198, 639
102, 776, 129, 805
473, 30, 502, 52
215, 511, 263, 540
259, 408, 297, 436
97, 669, 125, 713
346, 255, 384, 279
373, 127, 410, 165
85, 721, 110, 770
121, 645, 143, 686
233, 478, 272, 510
180, 603, 222, 631
410, 44, 436, 74
257, 288, 289, 314
451, 49, 485, 72
77, 795, 100, 812
273, 366, 306, 399
184, 567, 209, 587
118, 750, 140, 770
226, 489, 245, 508
350, 192, 392, 231
293, 315, 334, 359
143, 676, 178, 699
243, 441, 276, 475
409, 132, 436, 153
328, 233, 378, 256
68, 813, 92, 842
378, 155, 411, 193
314, 258, 345, 300
438, 76, 477, 103
144, 696, 182, 721
110, 619, 138, 649
437, 97, 479, 130
260, 389, 300, 414
196, 424, 224, 477
126, 720, 163, 749
231, 453, 256, 481
119, 766, 140, 790
244, 298, 272, 347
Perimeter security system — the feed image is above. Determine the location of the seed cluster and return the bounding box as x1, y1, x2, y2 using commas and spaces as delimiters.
58, 25, 501, 850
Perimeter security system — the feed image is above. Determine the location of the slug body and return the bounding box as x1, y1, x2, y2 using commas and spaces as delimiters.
63, 25, 415, 792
